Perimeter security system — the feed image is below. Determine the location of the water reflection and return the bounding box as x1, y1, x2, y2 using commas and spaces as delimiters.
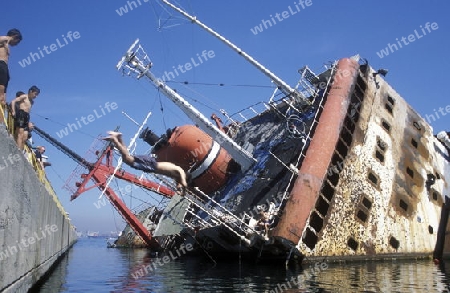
37, 238, 450, 293
34, 251, 71, 293
116, 252, 291, 293
300, 260, 450, 293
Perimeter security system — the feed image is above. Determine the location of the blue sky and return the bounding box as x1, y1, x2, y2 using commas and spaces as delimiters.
2, 1, 449, 233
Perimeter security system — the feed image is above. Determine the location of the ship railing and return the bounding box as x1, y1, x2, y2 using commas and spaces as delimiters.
193, 188, 260, 233
239, 212, 264, 234
218, 95, 311, 144
189, 204, 227, 229
185, 188, 265, 240
183, 189, 268, 244
220, 100, 271, 123
182, 192, 252, 244
220, 93, 305, 127
184, 194, 230, 228
296, 65, 321, 101
185, 206, 214, 229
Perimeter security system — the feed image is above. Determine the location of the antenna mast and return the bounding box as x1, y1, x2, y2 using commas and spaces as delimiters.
159, 0, 310, 105
117, 40, 256, 171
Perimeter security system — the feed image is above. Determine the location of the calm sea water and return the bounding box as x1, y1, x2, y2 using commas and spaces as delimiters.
35, 237, 450, 293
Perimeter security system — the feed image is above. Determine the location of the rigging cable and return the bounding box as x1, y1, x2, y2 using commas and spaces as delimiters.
108, 182, 123, 235
167, 80, 275, 89
48, 164, 69, 188
157, 90, 168, 131
164, 79, 280, 118
33, 112, 98, 140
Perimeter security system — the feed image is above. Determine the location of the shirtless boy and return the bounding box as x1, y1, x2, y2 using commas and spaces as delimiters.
103, 131, 189, 194
0, 29, 22, 125
11, 86, 40, 150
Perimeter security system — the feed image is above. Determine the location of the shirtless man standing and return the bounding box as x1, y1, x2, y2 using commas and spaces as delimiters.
11, 86, 40, 150
0, 29, 23, 126
103, 131, 189, 194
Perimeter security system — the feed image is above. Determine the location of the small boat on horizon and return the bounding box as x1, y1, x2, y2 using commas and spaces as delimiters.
87, 231, 100, 238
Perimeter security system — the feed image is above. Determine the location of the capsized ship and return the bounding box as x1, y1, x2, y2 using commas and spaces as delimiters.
109, 1, 450, 263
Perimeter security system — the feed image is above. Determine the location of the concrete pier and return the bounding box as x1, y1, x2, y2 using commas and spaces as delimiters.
0, 127, 77, 292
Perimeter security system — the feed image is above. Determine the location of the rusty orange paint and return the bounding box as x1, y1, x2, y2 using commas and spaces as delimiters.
271, 58, 360, 244
154, 125, 237, 194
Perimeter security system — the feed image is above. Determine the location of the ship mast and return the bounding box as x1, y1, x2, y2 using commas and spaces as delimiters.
117, 40, 256, 171
159, 0, 310, 105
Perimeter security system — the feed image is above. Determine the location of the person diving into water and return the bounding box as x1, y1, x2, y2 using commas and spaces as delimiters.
103, 131, 190, 195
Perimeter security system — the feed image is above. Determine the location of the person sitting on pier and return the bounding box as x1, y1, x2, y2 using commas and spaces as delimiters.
34, 145, 51, 170
103, 131, 189, 194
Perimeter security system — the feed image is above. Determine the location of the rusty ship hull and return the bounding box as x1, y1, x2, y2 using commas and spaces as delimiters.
114, 54, 450, 264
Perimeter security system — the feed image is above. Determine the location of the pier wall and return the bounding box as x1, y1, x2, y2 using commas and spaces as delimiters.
0, 127, 77, 293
